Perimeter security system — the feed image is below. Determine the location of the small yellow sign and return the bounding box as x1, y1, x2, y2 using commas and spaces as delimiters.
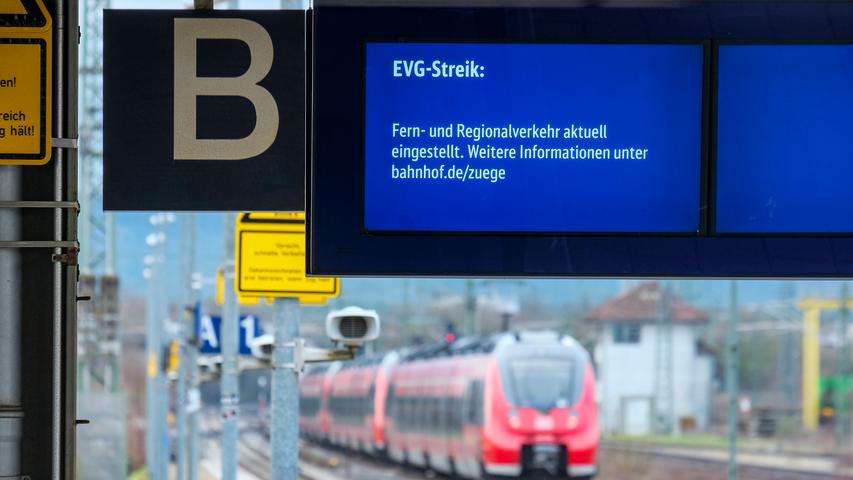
235, 212, 340, 302
0, 0, 52, 165
216, 265, 266, 306
168, 340, 180, 375
147, 352, 158, 379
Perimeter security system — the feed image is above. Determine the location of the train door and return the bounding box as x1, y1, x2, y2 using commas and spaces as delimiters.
458, 379, 484, 478
430, 378, 453, 474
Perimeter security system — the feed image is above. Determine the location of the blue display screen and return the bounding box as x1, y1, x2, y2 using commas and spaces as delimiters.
717, 45, 853, 234
363, 43, 705, 233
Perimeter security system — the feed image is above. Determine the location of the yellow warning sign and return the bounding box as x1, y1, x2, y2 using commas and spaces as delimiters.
0, 0, 52, 165
235, 212, 340, 302
0, 1, 27, 14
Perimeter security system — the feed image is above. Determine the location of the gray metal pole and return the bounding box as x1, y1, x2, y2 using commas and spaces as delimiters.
654, 284, 674, 435
726, 280, 739, 480
145, 230, 160, 479
62, 2, 80, 475
176, 214, 193, 480
184, 0, 206, 475
145, 216, 170, 480
836, 282, 850, 448
188, 336, 200, 480
106, 212, 116, 275
464, 280, 476, 336
222, 212, 240, 480
221, 5, 241, 476
184, 213, 200, 480
187, 216, 200, 480
272, 297, 300, 480
156, 220, 170, 480
0, 168, 23, 480
55, 0, 81, 476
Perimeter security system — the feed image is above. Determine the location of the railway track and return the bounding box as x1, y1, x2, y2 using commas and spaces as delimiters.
231, 414, 853, 480
238, 435, 272, 480
602, 441, 853, 480
298, 441, 439, 480
241, 429, 367, 480
296, 439, 853, 480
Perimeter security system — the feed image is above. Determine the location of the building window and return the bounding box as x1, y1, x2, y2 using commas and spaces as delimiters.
613, 324, 641, 344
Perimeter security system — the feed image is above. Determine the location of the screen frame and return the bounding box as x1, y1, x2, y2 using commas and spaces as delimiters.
712, 39, 853, 237
359, 39, 711, 237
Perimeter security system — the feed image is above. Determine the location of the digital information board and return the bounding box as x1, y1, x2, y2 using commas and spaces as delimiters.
364, 43, 704, 233
311, 5, 853, 278
716, 45, 853, 234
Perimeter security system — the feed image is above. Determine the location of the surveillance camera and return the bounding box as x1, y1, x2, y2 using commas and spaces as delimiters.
326, 306, 380, 348
249, 333, 274, 362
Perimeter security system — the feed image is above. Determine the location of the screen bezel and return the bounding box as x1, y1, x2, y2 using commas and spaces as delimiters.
360, 39, 711, 237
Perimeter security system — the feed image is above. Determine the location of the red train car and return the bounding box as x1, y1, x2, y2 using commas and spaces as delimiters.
299, 363, 340, 441
304, 352, 399, 454
299, 331, 599, 479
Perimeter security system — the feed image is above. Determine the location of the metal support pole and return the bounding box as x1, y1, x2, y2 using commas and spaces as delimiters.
272, 297, 300, 480
145, 236, 160, 479
221, 212, 239, 480
654, 284, 674, 435
56, 0, 80, 477
176, 214, 195, 480
145, 216, 170, 480
0, 168, 23, 480
106, 212, 116, 275
726, 280, 739, 480
157, 225, 170, 480
188, 329, 200, 480
836, 282, 850, 448
464, 280, 476, 336
187, 220, 200, 480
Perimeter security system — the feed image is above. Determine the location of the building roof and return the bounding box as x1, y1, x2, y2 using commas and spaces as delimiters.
585, 282, 709, 324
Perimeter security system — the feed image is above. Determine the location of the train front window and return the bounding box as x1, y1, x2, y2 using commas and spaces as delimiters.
505, 357, 576, 411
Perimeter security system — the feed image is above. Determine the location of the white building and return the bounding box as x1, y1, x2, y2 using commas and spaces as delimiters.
586, 283, 714, 435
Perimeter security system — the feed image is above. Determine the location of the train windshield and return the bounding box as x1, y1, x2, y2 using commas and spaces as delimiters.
505, 356, 577, 411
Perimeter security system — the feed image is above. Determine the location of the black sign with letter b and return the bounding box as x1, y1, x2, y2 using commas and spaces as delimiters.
103, 10, 305, 211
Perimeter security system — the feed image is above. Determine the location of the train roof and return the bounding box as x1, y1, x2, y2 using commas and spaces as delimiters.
398, 331, 577, 364
306, 331, 586, 375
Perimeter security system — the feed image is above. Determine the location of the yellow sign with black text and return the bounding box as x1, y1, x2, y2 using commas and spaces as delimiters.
0, 0, 52, 165
235, 212, 340, 303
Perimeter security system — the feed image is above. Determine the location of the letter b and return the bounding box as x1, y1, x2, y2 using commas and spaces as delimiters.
174, 18, 279, 160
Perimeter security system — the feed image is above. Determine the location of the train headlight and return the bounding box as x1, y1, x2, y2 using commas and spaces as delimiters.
508, 410, 521, 429
566, 412, 579, 429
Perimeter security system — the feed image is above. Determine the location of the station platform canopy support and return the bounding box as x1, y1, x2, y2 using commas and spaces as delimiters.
0, 0, 80, 478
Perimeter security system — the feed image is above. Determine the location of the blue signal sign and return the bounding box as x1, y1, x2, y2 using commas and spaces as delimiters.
196, 313, 262, 356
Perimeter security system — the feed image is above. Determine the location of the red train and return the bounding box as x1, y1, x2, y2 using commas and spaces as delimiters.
298, 331, 599, 478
